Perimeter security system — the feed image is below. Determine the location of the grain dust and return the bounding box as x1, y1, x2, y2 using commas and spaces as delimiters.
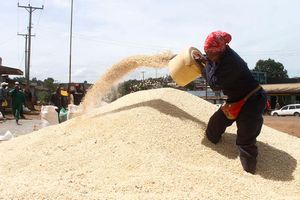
80, 51, 173, 112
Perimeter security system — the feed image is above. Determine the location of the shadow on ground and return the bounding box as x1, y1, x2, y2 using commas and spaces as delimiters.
202, 133, 297, 181
92, 99, 206, 127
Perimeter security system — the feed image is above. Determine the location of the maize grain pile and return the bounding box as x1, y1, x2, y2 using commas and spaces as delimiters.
0, 88, 299, 199
1, 52, 300, 199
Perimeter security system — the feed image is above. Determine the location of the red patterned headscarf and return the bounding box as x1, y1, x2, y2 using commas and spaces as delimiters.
204, 31, 232, 54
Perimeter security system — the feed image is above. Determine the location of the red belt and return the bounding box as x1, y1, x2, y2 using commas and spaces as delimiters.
221, 85, 262, 120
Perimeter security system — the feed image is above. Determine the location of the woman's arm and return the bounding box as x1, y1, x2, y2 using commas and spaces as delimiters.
202, 62, 221, 91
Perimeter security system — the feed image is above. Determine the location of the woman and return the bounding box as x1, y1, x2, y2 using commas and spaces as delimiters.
195, 31, 267, 174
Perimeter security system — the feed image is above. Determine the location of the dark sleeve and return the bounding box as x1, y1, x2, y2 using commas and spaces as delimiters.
22, 93, 26, 103
9, 89, 15, 97
201, 62, 221, 91
3, 89, 8, 99
61, 96, 68, 109
216, 58, 247, 90
216, 47, 255, 90
0, 89, 3, 100
50, 94, 55, 105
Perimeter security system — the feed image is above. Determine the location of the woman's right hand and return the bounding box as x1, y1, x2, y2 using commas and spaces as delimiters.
192, 50, 208, 66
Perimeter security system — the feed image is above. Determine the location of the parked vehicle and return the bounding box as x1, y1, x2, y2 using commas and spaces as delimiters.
271, 104, 300, 116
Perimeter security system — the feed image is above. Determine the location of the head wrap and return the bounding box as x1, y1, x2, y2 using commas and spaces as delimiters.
204, 31, 232, 54
1, 82, 8, 86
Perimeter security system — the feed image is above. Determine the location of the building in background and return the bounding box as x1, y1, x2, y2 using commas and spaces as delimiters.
0, 57, 23, 82
262, 83, 300, 109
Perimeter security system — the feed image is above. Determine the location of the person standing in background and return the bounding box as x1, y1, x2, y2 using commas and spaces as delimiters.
9, 82, 25, 125
73, 84, 85, 105
0, 82, 9, 120
50, 86, 68, 122
50, 86, 63, 113
24, 85, 33, 110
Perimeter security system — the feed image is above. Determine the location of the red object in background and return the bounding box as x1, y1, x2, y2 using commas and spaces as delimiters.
266, 99, 271, 110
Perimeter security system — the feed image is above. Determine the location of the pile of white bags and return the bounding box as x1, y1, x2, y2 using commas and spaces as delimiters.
40, 105, 59, 128
67, 104, 81, 120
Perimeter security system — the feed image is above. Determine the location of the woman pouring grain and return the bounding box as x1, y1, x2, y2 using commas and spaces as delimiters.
194, 31, 267, 174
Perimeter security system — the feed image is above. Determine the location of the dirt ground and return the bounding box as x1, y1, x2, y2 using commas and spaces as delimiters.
263, 115, 300, 138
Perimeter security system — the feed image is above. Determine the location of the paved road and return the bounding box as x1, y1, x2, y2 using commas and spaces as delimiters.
0, 118, 41, 138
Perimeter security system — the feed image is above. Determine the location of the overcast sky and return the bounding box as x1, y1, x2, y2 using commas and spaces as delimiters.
0, 0, 300, 83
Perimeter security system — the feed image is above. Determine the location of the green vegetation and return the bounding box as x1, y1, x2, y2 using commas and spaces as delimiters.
253, 59, 289, 83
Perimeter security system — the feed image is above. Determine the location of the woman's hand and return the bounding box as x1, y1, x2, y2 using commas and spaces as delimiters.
192, 50, 208, 66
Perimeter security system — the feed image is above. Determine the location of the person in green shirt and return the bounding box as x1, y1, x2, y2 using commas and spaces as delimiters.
9, 82, 25, 125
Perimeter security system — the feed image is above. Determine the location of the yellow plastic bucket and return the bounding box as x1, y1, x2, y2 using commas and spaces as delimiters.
168, 47, 205, 86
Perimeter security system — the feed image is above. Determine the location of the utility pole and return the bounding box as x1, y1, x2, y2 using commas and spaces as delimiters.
18, 32, 35, 82
69, 0, 74, 87
18, 3, 44, 85
141, 71, 145, 81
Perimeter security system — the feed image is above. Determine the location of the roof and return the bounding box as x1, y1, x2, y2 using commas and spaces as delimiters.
0, 65, 23, 75
262, 83, 300, 94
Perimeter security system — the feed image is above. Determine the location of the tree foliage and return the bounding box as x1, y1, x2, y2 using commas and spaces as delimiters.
254, 58, 288, 79
43, 77, 57, 94
13, 76, 27, 83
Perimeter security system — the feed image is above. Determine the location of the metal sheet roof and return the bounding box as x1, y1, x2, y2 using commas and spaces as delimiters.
262, 83, 300, 94
0, 65, 23, 75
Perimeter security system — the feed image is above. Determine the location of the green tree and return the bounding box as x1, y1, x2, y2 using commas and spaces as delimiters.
36, 91, 49, 104
31, 77, 43, 85
254, 59, 288, 79
31, 77, 38, 83
43, 77, 57, 94
13, 76, 26, 84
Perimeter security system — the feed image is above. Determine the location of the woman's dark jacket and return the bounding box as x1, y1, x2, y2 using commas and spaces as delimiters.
201, 46, 259, 103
